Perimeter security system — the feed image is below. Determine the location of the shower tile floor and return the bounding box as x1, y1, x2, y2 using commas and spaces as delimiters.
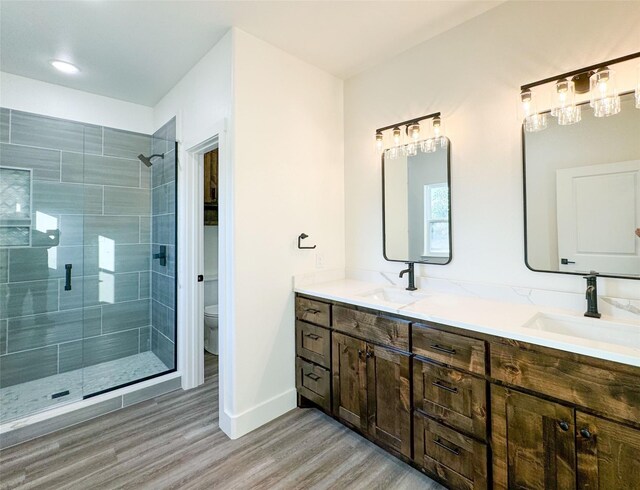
0, 351, 169, 424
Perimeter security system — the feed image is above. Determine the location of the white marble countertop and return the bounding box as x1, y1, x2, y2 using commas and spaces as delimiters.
295, 279, 640, 368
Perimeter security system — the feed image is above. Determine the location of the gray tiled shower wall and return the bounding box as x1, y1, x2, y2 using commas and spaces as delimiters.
150, 118, 176, 369
0, 109, 176, 389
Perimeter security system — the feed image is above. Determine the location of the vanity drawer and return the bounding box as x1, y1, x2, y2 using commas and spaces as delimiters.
414, 412, 488, 490
412, 323, 486, 375
295, 296, 331, 328
490, 341, 640, 425
333, 305, 409, 351
295, 320, 331, 368
295, 357, 331, 411
413, 358, 487, 440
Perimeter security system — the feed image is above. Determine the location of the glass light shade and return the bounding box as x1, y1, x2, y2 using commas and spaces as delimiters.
405, 142, 417, 156
551, 79, 577, 118
557, 105, 581, 125
590, 68, 620, 117
524, 113, 548, 132
520, 89, 548, 132
432, 117, 443, 138
520, 89, 535, 118
375, 132, 384, 152
385, 147, 399, 160
392, 127, 402, 146
420, 138, 437, 153
408, 122, 420, 141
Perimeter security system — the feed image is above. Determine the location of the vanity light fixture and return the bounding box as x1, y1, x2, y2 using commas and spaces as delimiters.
376, 112, 444, 159
50, 59, 80, 74
520, 51, 639, 132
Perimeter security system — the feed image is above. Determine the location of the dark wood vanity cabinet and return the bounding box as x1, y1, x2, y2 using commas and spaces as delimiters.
331, 332, 412, 457
294, 294, 640, 490
364, 342, 412, 457
576, 412, 640, 489
413, 358, 487, 441
492, 385, 640, 490
331, 332, 367, 430
491, 385, 577, 490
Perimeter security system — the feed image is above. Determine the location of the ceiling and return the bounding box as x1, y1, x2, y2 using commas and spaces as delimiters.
0, 1, 502, 106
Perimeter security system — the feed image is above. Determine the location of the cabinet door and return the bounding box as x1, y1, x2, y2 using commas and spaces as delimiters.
491, 385, 576, 490
366, 343, 411, 457
576, 411, 640, 489
332, 332, 367, 431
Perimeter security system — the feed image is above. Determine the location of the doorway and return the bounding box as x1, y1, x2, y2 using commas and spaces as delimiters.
180, 121, 233, 436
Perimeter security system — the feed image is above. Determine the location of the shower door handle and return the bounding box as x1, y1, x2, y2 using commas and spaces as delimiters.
64, 264, 72, 291
153, 245, 167, 267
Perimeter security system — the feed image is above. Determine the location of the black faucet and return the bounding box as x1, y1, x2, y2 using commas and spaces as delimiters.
584, 272, 601, 318
399, 263, 417, 291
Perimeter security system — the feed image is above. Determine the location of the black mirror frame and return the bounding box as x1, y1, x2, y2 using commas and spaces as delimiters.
381, 138, 453, 265
522, 91, 639, 280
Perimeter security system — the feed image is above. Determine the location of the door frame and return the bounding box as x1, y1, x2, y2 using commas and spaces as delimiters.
178, 116, 234, 435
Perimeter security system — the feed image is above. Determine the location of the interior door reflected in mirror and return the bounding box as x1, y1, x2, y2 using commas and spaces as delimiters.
383, 139, 451, 264
524, 92, 640, 279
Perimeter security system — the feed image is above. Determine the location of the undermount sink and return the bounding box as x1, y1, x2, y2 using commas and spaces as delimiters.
522, 313, 640, 350
359, 287, 430, 306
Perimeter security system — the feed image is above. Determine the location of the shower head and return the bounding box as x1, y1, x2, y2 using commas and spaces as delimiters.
137, 153, 164, 167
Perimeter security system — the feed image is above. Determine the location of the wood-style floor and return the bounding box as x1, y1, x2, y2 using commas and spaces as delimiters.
0, 353, 442, 489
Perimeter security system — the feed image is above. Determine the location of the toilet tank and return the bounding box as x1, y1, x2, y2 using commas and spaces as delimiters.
204, 275, 218, 306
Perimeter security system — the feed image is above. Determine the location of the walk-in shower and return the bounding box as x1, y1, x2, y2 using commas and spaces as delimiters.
0, 109, 177, 423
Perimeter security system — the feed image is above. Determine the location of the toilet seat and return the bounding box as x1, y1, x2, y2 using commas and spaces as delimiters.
204, 305, 218, 317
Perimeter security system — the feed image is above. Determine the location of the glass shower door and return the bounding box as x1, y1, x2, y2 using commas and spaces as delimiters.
80, 118, 177, 398
0, 109, 87, 421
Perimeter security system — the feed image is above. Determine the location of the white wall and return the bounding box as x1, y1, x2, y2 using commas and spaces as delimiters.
0, 72, 154, 133
344, 1, 640, 301
153, 32, 233, 143
151, 30, 234, 435
231, 29, 344, 435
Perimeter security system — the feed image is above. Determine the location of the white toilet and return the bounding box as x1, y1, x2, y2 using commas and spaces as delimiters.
203, 276, 219, 355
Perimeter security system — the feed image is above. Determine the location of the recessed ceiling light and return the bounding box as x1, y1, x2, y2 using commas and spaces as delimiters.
50, 60, 80, 74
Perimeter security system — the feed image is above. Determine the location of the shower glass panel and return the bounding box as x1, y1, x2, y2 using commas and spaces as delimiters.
0, 109, 177, 422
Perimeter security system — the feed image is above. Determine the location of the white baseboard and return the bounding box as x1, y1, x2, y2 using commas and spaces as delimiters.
219, 388, 297, 440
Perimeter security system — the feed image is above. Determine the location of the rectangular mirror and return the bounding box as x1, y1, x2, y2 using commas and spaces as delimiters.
383, 140, 451, 264
524, 92, 640, 279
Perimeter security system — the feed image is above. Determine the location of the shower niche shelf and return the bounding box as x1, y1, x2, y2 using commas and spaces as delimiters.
0, 166, 32, 247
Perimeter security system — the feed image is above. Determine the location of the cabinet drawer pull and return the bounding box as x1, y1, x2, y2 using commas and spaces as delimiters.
305, 333, 320, 340
580, 428, 592, 439
305, 308, 321, 315
432, 380, 458, 394
430, 344, 457, 355
433, 438, 460, 456
305, 372, 321, 381
558, 420, 570, 432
